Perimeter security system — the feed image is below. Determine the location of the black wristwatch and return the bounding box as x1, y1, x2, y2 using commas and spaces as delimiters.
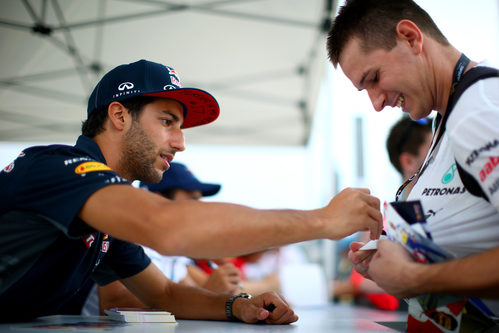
225, 293, 251, 321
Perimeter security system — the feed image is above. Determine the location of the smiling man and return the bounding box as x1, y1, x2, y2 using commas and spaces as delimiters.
0, 59, 383, 322
326, 0, 499, 320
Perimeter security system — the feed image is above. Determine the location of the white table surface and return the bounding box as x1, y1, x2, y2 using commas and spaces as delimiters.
0, 304, 408, 332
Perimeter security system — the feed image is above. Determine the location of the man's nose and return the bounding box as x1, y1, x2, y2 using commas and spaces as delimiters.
367, 88, 386, 112
171, 128, 186, 152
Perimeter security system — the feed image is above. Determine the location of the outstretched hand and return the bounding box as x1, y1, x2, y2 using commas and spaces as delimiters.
232, 291, 298, 324
321, 188, 383, 240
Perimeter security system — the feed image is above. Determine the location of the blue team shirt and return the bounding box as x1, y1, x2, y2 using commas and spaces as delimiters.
0, 135, 151, 321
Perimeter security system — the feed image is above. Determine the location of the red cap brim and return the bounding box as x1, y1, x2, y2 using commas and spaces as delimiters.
145, 88, 219, 129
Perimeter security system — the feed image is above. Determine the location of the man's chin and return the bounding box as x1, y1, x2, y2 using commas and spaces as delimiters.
152, 170, 164, 183
140, 170, 164, 184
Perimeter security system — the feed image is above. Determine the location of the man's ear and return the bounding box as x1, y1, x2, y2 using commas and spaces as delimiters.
395, 19, 423, 54
107, 102, 128, 131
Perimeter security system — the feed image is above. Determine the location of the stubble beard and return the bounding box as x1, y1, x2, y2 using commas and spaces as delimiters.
119, 121, 162, 183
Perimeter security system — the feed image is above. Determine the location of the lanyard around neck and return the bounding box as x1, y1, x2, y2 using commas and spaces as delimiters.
395, 53, 470, 201
451, 53, 470, 94
434, 53, 470, 146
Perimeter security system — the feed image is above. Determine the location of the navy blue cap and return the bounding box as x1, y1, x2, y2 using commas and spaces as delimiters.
141, 162, 221, 197
87, 59, 219, 129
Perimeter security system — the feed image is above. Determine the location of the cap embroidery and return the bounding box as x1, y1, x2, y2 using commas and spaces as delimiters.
118, 82, 134, 90
3, 162, 14, 173
170, 76, 182, 88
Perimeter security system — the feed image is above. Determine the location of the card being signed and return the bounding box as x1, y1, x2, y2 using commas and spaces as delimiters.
359, 235, 388, 251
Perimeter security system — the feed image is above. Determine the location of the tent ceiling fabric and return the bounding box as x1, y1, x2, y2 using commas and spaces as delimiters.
0, 0, 334, 146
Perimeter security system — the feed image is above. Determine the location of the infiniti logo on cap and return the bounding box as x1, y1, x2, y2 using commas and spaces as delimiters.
118, 82, 134, 91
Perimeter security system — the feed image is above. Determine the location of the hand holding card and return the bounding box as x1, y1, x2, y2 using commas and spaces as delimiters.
359, 235, 388, 251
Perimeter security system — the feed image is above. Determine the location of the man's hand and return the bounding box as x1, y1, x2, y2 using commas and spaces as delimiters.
347, 241, 376, 279
321, 188, 383, 240
204, 263, 241, 295
232, 292, 298, 324
368, 239, 419, 298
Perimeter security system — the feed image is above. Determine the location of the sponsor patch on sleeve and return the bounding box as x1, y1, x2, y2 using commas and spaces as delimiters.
75, 161, 112, 174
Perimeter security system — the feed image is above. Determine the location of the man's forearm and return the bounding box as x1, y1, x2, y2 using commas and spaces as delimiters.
83, 186, 381, 259
410, 247, 499, 297
151, 187, 382, 258
98, 282, 148, 313
159, 282, 228, 320
83, 186, 323, 258
156, 201, 323, 258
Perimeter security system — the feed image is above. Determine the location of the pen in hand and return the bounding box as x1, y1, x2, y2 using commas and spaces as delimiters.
208, 260, 244, 290
266, 304, 276, 312
209, 261, 277, 319
207, 260, 219, 270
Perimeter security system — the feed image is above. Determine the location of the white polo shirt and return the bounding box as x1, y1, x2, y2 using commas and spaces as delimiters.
406, 63, 499, 314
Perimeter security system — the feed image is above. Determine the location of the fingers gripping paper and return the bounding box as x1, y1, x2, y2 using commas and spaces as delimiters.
382, 200, 496, 332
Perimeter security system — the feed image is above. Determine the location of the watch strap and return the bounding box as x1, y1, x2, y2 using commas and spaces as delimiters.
225, 293, 251, 321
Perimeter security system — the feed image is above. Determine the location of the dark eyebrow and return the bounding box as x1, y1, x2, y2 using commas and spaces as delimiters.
160, 110, 183, 126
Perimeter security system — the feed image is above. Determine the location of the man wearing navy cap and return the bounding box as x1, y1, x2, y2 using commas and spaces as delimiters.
0, 59, 383, 323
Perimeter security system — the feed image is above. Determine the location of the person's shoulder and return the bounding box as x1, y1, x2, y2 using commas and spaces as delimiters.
2, 143, 82, 173
454, 61, 499, 106
459, 63, 499, 105
21, 142, 86, 161
469, 61, 499, 87
448, 66, 499, 134
17, 143, 63, 156
6, 141, 118, 185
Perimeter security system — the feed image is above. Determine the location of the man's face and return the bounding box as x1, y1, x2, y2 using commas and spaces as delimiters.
119, 98, 186, 183
339, 37, 433, 120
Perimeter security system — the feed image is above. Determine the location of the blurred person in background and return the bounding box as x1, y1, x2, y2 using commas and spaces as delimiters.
332, 116, 432, 311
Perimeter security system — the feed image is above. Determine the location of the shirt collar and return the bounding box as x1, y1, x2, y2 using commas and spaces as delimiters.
74, 135, 107, 164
